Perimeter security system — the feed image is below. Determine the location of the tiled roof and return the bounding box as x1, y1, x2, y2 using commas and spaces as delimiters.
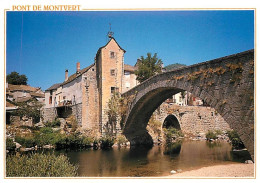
16, 97, 32, 103
7, 84, 39, 92
30, 92, 45, 98
124, 64, 137, 72
6, 100, 17, 107
61, 64, 94, 86
96, 37, 126, 58
46, 83, 62, 91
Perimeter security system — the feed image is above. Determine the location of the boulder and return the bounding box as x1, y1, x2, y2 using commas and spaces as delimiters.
15, 142, 21, 149
170, 170, 177, 174
43, 145, 54, 149
245, 160, 253, 164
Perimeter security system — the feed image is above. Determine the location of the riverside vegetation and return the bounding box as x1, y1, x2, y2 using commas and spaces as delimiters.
205, 130, 245, 149
6, 153, 78, 177
6, 115, 245, 177
5, 117, 128, 177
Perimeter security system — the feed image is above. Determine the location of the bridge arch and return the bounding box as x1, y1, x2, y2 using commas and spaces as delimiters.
163, 114, 181, 130
122, 50, 254, 159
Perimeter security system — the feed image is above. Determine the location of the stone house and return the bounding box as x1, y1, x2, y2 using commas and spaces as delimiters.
43, 36, 138, 134
6, 83, 45, 125
6, 83, 45, 103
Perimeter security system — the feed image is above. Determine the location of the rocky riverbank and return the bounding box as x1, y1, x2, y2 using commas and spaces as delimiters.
166, 163, 254, 178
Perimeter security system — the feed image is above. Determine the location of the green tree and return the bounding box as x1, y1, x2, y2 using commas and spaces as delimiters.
7, 71, 28, 85
135, 53, 163, 83
164, 63, 186, 71
105, 93, 121, 136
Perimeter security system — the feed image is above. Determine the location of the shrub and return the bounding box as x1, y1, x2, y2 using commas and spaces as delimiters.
15, 136, 36, 148
6, 153, 78, 177
34, 127, 61, 147
45, 119, 61, 128
116, 134, 128, 146
148, 116, 162, 135
163, 127, 184, 143
19, 125, 40, 132
55, 134, 93, 149
99, 136, 115, 149
39, 127, 53, 134
66, 115, 78, 132
206, 131, 217, 140
6, 138, 16, 151
34, 132, 59, 147
214, 129, 223, 136
54, 134, 68, 149
227, 130, 245, 149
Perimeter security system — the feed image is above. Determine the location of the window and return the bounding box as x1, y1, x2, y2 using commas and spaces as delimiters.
111, 87, 119, 94
124, 71, 130, 78
110, 51, 116, 59
49, 96, 52, 104
110, 69, 115, 76
125, 82, 130, 88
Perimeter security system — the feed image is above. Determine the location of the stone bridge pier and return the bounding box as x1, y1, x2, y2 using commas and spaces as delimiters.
122, 50, 255, 159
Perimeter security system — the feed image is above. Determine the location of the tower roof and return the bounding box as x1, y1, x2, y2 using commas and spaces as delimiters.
96, 37, 126, 58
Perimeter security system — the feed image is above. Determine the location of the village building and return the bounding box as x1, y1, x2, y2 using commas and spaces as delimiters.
6, 83, 45, 103
6, 83, 45, 125
43, 36, 138, 134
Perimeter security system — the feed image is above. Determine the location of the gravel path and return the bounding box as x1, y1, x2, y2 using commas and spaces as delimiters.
166, 163, 254, 178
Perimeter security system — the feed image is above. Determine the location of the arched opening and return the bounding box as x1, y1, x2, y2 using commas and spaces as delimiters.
163, 115, 181, 130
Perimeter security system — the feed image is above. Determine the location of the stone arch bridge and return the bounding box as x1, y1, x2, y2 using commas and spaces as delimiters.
121, 50, 254, 158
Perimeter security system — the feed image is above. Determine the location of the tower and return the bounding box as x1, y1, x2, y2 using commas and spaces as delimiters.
95, 27, 126, 135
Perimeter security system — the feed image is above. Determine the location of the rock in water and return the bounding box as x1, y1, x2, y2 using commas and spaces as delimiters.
170, 170, 177, 174
177, 169, 182, 173
245, 160, 253, 164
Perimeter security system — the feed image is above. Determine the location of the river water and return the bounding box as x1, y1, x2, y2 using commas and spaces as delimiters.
53, 140, 251, 177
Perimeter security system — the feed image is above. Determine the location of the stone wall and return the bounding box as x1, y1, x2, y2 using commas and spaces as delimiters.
42, 107, 57, 122
72, 103, 82, 126
9, 115, 33, 126
154, 104, 231, 135
81, 65, 100, 130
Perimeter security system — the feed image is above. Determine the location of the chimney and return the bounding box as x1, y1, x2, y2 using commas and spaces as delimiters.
76, 62, 80, 73
65, 69, 68, 81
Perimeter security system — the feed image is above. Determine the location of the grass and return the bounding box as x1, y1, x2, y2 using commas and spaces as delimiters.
6, 153, 78, 177
6, 138, 16, 151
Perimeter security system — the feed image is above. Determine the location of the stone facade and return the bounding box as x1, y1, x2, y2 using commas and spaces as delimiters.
95, 38, 125, 133
153, 104, 231, 135
42, 107, 56, 122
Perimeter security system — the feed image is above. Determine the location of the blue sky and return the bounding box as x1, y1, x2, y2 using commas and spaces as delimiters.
6, 10, 254, 90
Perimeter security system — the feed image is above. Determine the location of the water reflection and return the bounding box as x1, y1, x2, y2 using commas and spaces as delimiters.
206, 141, 223, 148
163, 141, 182, 156
54, 140, 251, 177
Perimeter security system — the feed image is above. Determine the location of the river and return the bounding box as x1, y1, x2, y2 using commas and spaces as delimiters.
52, 140, 251, 177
